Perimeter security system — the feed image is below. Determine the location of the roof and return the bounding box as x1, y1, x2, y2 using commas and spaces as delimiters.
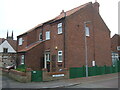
18, 2, 92, 37
18, 41, 43, 52
112, 34, 120, 39
0, 38, 5, 45
7, 40, 17, 51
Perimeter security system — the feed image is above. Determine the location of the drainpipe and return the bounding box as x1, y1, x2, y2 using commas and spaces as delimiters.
63, 12, 66, 68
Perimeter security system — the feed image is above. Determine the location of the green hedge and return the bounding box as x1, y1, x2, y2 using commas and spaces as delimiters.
15, 64, 26, 72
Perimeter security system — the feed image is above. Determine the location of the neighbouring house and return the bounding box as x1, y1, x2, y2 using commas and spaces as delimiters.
17, 1, 112, 72
111, 34, 120, 66
0, 38, 5, 45
0, 31, 17, 68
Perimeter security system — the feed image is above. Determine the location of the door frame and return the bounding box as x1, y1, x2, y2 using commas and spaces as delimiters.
44, 51, 50, 71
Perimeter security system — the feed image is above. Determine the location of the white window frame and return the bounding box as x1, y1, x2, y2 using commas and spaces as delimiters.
3, 48, 8, 53
19, 38, 23, 45
58, 51, 62, 62
39, 33, 43, 41
117, 46, 120, 51
58, 23, 62, 34
46, 31, 50, 40
46, 53, 50, 62
21, 55, 25, 64
92, 61, 95, 66
85, 27, 90, 37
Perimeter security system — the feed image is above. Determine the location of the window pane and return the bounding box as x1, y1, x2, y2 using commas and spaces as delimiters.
59, 51, 62, 55
58, 23, 62, 34
3, 48, 8, 53
21, 55, 24, 64
46, 31, 50, 40
85, 27, 90, 36
58, 51, 62, 62
39, 33, 42, 41
19, 38, 23, 45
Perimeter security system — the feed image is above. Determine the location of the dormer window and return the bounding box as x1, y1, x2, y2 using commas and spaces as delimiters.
3, 48, 8, 53
19, 38, 23, 45
58, 23, 62, 34
39, 33, 43, 41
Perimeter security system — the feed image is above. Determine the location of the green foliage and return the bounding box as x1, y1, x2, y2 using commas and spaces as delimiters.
15, 64, 26, 72
16, 68, 26, 72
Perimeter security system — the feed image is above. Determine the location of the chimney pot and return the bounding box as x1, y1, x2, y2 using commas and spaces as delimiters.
60, 10, 65, 14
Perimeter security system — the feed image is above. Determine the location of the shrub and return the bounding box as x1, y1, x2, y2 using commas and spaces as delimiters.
15, 64, 26, 72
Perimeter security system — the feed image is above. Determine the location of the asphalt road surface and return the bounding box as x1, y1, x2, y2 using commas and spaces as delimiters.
0, 74, 119, 89
66, 77, 118, 88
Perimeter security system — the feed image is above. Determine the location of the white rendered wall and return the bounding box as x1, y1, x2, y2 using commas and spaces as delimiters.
0, 40, 16, 53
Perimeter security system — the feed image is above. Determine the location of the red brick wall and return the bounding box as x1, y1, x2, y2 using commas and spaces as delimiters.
111, 34, 119, 52
25, 42, 44, 70
27, 29, 37, 46
50, 20, 65, 71
36, 27, 43, 41
17, 2, 112, 71
17, 34, 27, 51
65, 3, 111, 68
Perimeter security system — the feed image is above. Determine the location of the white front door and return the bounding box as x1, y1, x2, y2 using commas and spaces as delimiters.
44, 52, 50, 71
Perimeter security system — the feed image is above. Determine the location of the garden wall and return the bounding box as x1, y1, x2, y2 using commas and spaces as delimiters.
42, 68, 69, 81
2, 69, 31, 83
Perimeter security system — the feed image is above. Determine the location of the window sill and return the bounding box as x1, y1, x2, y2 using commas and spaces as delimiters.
45, 39, 50, 41
58, 33, 63, 35
58, 61, 62, 63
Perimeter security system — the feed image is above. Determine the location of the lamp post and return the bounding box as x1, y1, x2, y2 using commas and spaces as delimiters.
84, 21, 91, 77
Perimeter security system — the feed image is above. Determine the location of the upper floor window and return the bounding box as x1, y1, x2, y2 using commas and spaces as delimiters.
46, 31, 50, 40
58, 23, 62, 34
39, 33, 43, 41
58, 51, 62, 62
19, 38, 23, 45
3, 48, 8, 53
117, 46, 120, 51
85, 27, 90, 37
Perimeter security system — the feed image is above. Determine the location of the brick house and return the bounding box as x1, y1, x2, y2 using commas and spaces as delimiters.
111, 34, 120, 65
17, 1, 112, 72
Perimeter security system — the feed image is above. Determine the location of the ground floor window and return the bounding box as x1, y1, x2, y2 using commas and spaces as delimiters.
45, 53, 50, 62
112, 52, 119, 66
58, 51, 62, 62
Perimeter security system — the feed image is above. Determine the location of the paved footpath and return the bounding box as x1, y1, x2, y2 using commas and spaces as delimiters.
1, 72, 119, 89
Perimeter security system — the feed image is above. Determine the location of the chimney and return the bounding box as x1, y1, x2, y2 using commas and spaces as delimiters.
12, 30, 13, 40
7, 30, 8, 39
93, 1, 100, 12
60, 10, 66, 17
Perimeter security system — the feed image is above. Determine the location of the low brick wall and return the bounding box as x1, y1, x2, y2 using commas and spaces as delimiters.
9, 69, 31, 83
2, 68, 9, 76
42, 68, 69, 81
2, 68, 31, 83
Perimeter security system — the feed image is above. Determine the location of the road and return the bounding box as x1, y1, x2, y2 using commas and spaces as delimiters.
66, 77, 118, 88
0, 73, 119, 89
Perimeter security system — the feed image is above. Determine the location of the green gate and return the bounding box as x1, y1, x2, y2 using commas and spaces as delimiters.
31, 71, 42, 82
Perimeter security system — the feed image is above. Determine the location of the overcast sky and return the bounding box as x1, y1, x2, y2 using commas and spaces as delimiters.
0, 0, 119, 40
